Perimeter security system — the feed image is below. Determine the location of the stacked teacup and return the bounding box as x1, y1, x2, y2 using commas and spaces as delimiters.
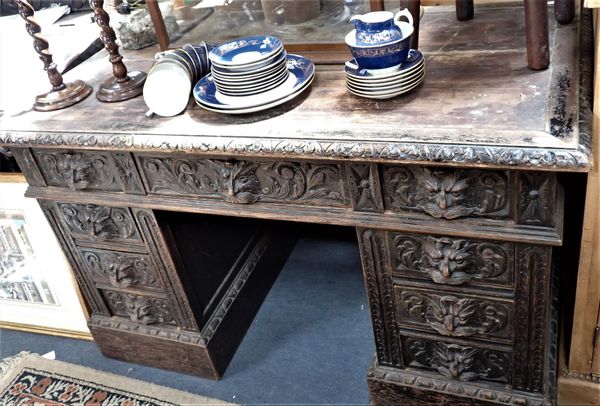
143, 42, 216, 117
344, 9, 424, 99
207, 36, 289, 97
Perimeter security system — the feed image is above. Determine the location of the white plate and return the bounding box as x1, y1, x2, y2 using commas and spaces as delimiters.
215, 68, 289, 92
212, 59, 287, 83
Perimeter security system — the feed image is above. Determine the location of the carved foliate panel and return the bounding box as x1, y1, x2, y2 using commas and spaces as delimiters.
137, 156, 348, 207
80, 249, 162, 290
31, 149, 144, 193
517, 173, 557, 226
56, 203, 142, 243
346, 164, 384, 212
396, 288, 513, 340
382, 166, 510, 220
390, 233, 514, 288
403, 337, 511, 383
101, 290, 176, 326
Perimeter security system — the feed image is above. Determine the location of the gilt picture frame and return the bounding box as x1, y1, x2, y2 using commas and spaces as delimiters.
0, 174, 91, 340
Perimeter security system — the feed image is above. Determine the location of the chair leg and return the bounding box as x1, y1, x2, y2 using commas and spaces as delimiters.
456, 0, 474, 21
554, 0, 575, 24
524, 0, 549, 70
400, 0, 420, 50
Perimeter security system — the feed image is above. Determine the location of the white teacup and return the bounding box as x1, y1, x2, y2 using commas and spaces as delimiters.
143, 61, 192, 117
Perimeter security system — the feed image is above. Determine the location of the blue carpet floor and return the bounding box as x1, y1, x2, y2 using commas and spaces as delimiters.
0, 231, 374, 405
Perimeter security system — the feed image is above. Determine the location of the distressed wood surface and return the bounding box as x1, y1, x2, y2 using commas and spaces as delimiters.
0, 4, 591, 171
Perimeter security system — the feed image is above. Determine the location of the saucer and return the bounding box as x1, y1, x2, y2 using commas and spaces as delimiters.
194, 54, 314, 112
346, 64, 424, 88
345, 49, 423, 80
209, 36, 283, 66
347, 72, 424, 99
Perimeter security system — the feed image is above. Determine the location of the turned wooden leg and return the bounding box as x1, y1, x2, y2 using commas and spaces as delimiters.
524, 0, 549, 70
370, 0, 384, 11
400, 0, 420, 50
456, 0, 474, 21
554, 0, 575, 24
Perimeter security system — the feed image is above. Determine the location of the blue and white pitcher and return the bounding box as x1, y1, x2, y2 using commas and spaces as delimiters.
350, 9, 414, 46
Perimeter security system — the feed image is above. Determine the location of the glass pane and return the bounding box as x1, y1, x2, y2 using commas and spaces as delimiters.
161, 0, 402, 47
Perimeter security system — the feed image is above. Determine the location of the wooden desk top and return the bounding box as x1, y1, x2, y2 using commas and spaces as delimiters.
0, 4, 592, 171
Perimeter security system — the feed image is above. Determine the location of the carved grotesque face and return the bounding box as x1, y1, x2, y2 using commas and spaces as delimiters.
424, 238, 472, 284
127, 297, 160, 325
223, 162, 260, 204
59, 154, 93, 190
420, 169, 472, 219
108, 259, 136, 288
434, 344, 478, 380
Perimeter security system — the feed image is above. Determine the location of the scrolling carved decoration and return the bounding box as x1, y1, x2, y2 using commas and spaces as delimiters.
391, 233, 513, 286
397, 290, 512, 339
138, 156, 347, 206
32, 149, 144, 193
81, 250, 161, 290
57, 203, 141, 242
404, 338, 510, 383
383, 166, 510, 220
102, 291, 175, 326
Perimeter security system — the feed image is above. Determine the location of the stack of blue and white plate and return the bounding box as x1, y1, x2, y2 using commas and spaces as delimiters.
345, 49, 424, 100
194, 36, 315, 114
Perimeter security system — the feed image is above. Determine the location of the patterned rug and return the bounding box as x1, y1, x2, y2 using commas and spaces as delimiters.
0, 352, 234, 405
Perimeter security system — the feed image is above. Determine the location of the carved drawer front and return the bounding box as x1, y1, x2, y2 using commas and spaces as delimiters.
100, 289, 177, 327
389, 232, 514, 289
402, 336, 512, 385
382, 166, 512, 220
31, 149, 145, 194
396, 287, 514, 342
55, 202, 144, 244
136, 155, 349, 207
79, 248, 163, 292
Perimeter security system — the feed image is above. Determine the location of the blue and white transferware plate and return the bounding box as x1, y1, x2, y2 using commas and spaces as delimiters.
345, 49, 423, 80
194, 54, 314, 112
209, 36, 283, 66
346, 64, 424, 88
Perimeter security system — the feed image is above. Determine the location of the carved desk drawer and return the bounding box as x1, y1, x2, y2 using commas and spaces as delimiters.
99, 289, 178, 327
134, 154, 349, 208
389, 232, 514, 291
26, 148, 145, 193
55, 202, 145, 246
401, 336, 512, 385
396, 287, 514, 343
380, 165, 558, 228
77, 247, 164, 293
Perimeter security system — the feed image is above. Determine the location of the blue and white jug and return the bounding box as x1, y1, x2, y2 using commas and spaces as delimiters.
350, 9, 413, 46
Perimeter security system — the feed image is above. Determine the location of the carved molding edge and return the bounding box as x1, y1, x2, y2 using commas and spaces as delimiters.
368, 360, 549, 406
201, 232, 270, 343
357, 229, 402, 367
89, 315, 206, 345
0, 132, 590, 171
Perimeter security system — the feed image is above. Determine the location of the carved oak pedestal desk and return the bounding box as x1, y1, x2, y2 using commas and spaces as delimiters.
0, 4, 592, 405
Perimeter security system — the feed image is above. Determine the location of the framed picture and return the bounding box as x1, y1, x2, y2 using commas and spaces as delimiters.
0, 174, 91, 340
147, 0, 403, 63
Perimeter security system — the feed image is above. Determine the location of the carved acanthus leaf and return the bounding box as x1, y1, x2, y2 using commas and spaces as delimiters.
139, 156, 347, 206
